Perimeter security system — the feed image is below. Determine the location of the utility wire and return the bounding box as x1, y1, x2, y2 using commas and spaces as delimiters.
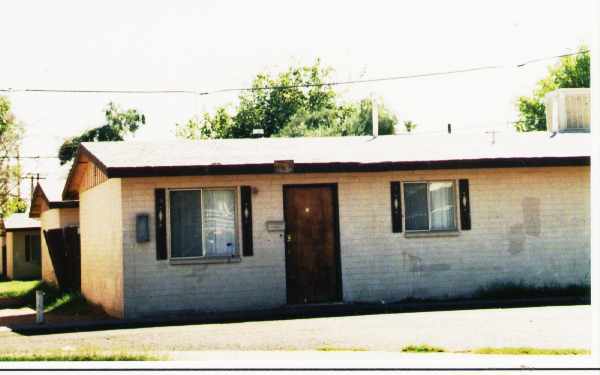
0, 155, 61, 159
0, 50, 589, 96
0, 49, 587, 162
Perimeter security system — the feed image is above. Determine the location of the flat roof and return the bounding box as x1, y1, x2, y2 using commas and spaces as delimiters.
83, 132, 589, 171
4, 213, 40, 231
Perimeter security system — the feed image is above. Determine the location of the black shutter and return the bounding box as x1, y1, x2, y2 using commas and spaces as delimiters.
459, 179, 471, 230
240, 186, 253, 256
390, 181, 402, 233
155, 188, 168, 260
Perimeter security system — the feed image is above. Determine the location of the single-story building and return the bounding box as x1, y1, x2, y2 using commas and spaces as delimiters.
29, 181, 79, 289
61, 127, 591, 319
0, 213, 42, 280
57, 88, 590, 319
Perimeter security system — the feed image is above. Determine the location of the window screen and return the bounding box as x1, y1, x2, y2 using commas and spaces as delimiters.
404, 183, 429, 231
169, 190, 203, 258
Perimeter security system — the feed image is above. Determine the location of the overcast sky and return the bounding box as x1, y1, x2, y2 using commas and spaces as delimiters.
0, 0, 594, 198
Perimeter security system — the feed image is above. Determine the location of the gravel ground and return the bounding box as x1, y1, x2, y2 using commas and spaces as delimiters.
0, 305, 591, 354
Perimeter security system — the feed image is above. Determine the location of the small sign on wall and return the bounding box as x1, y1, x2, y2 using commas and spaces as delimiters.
266, 220, 285, 232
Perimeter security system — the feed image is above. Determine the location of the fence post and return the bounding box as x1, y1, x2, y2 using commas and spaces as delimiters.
35, 290, 45, 324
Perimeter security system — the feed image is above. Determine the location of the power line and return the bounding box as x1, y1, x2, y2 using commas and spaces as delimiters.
516, 50, 589, 67
0, 155, 60, 160
0, 50, 588, 97
0, 88, 203, 95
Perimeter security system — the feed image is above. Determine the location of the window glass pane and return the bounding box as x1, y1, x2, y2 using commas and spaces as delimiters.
404, 183, 429, 231
25, 235, 31, 262
31, 235, 41, 263
170, 190, 203, 258
430, 182, 456, 230
202, 190, 236, 257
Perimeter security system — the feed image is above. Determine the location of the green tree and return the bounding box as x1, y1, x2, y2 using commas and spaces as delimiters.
345, 98, 397, 136
403, 120, 417, 133
176, 61, 398, 139
0, 96, 26, 218
515, 46, 590, 132
58, 102, 146, 164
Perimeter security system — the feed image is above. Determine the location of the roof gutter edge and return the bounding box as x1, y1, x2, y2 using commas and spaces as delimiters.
105, 156, 590, 178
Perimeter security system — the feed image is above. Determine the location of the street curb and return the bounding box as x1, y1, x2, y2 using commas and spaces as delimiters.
6, 296, 590, 335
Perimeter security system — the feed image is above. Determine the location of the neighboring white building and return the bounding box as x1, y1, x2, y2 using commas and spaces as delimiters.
0, 213, 41, 280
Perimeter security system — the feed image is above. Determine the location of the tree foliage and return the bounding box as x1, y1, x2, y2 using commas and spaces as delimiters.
176, 61, 398, 139
403, 120, 417, 133
0, 96, 26, 218
277, 99, 396, 137
515, 46, 590, 132
58, 102, 146, 164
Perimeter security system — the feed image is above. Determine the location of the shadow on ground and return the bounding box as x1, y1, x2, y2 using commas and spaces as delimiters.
4, 295, 589, 337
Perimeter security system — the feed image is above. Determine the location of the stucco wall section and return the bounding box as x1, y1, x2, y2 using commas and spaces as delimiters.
40, 207, 79, 286
116, 166, 589, 318
5, 230, 42, 280
80, 178, 124, 317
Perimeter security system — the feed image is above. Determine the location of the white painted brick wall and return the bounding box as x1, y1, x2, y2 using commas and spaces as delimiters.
106, 166, 590, 318
80, 178, 124, 317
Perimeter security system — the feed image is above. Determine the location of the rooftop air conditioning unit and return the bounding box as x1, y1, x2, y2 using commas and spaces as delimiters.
544, 88, 590, 133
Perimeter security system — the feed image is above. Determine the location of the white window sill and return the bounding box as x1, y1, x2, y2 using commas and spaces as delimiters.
168, 256, 241, 265
404, 230, 460, 238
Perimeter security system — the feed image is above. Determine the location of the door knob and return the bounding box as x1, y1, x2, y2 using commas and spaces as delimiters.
286, 234, 292, 243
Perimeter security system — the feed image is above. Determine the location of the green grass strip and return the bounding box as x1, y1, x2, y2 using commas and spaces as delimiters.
0, 280, 42, 298
316, 346, 368, 352
0, 350, 165, 361
401, 344, 445, 353
473, 347, 590, 355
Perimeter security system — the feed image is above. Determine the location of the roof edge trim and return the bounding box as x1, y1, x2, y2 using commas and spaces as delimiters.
105, 156, 590, 178
62, 144, 109, 199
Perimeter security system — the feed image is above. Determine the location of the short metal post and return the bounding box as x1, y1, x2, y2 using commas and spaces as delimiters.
36, 290, 44, 324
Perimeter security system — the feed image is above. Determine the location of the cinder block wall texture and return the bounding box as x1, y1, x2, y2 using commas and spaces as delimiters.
80, 166, 590, 318
40, 207, 79, 286
80, 178, 124, 317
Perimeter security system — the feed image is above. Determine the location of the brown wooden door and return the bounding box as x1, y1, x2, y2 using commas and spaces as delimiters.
284, 184, 341, 304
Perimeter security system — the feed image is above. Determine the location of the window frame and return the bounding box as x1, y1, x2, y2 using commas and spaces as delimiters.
402, 180, 459, 233
165, 187, 240, 261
